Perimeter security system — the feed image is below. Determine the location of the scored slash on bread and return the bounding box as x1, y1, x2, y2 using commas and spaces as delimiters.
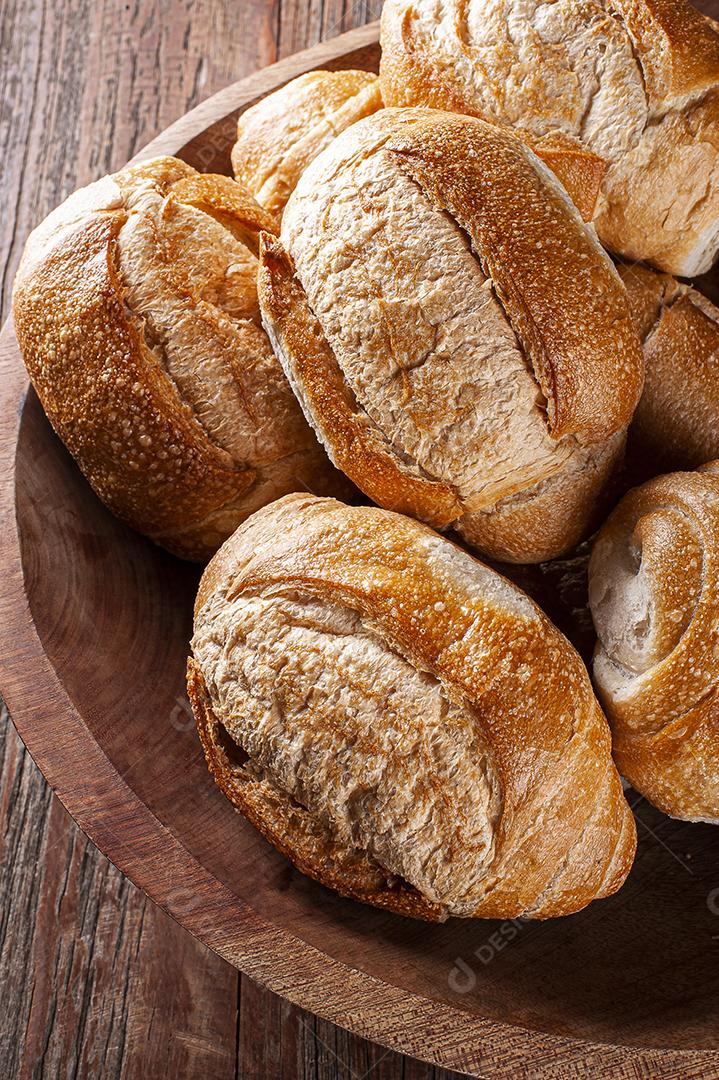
379, 0, 719, 277
383, 115, 639, 443
258, 231, 464, 529
12, 156, 349, 559
189, 494, 636, 921
259, 108, 643, 564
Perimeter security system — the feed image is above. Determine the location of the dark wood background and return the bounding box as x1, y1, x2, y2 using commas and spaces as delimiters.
0, 1, 460, 1076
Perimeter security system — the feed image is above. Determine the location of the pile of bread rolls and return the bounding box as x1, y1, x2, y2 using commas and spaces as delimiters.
13, 0, 719, 923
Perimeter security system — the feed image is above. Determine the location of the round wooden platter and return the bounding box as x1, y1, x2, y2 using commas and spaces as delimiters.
1, 22, 719, 1079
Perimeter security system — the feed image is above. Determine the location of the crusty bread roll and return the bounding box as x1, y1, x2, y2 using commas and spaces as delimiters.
618, 262, 719, 479
189, 493, 636, 920
13, 156, 348, 560
380, 0, 719, 276
258, 108, 644, 564
231, 71, 383, 213
589, 466, 719, 823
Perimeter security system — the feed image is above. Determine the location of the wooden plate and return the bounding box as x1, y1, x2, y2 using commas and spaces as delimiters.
1, 23, 718, 1078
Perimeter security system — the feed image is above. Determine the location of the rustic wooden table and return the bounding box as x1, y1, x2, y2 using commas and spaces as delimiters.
5, 2, 718, 1077
0, 2, 459, 1076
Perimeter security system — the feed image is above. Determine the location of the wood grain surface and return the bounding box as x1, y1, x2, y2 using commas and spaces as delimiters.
3, 2, 719, 1078
0, 2, 457, 1076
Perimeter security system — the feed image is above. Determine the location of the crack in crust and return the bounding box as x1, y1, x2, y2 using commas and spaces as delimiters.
383, 115, 642, 442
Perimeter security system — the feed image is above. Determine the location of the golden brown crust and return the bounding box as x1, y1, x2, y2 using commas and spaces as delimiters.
232, 70, 383, 213
191, 494, 636, 919
188, 657, 446, 920
13, 188, 253, 554
456, 431, 625, 564
13, 157, 346, 560
379, 1, 477, 115
384, 113, 642, 442
589, 468, 719, 822
610, 0, 719, 103
618, 263, 719, 477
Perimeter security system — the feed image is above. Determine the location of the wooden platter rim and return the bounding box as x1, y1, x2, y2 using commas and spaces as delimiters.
1, 23, 717, 1075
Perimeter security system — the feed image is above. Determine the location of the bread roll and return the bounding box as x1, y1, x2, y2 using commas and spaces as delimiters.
258, 108, 644, 563
380, 0, 719, 276
589, 467, 719, 823
189, 493, 636, 920
231, 71, 383, 213
13, 156, 348, 560
618, 262, 719, 479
